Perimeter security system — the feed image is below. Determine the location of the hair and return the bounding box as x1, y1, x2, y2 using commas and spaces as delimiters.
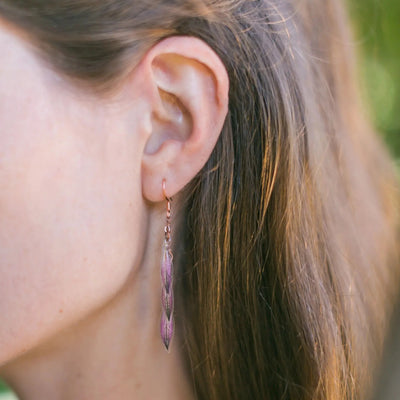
0, 0, 399, 399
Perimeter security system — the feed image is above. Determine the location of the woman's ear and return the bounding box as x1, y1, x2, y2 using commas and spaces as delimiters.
131, 36, 229, 202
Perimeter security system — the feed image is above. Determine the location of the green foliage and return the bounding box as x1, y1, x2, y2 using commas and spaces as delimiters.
0, 381, 11, 394
347, 0, 400, 158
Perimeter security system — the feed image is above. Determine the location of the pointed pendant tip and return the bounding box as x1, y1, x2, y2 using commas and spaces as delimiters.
163, 340, 170, 352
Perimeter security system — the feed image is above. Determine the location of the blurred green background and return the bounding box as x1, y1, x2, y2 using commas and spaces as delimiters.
0, 0, 398, 398
347, 0, 400, 160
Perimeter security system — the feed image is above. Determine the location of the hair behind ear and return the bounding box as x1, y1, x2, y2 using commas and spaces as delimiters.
176, 3, 400, 400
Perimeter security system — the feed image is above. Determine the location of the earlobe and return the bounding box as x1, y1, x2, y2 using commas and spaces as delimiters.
137, 36, 229, 203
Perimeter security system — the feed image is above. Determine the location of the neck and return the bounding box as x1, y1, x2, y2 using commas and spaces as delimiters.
0, 258, 193, 400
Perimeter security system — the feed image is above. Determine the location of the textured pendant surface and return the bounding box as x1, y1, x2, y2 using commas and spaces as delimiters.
161, 180, 174, 351
161, 306, 174, 351
161, 239, 174, 351
161, 241, 173, 291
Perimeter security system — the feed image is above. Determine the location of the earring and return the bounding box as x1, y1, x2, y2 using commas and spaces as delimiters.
161, 179, 174, 351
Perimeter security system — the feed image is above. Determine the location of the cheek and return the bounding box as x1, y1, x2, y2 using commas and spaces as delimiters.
0, 103, 143, 365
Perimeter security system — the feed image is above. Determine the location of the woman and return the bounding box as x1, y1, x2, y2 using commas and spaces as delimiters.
0, 0, 398, 399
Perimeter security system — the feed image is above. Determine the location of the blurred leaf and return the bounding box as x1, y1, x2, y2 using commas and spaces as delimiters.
347, 0, 400, 158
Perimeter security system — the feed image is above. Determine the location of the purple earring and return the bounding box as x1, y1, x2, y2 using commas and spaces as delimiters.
161, 179, 174, 351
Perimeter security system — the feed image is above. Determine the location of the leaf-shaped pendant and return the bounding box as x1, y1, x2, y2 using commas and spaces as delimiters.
161, 310, 174, 351
161, 239, 174, 351
161, 240, 173, 292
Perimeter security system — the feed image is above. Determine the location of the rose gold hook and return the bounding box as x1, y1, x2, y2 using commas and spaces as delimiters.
162, 179, 169, 201
162, 179, 172, 222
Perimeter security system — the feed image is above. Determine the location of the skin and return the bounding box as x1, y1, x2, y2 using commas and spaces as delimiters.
0, 19, 229, 400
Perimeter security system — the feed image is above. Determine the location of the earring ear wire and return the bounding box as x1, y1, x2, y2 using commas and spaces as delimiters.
160, 179, 174, 351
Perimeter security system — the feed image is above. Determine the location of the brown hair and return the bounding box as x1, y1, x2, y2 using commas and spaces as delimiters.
1, 1, 399, 398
